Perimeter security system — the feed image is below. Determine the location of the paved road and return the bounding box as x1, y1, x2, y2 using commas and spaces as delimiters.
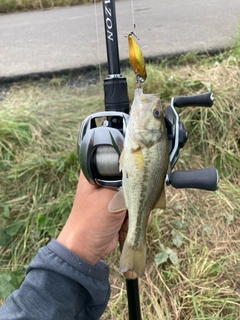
0, 0, 240, 81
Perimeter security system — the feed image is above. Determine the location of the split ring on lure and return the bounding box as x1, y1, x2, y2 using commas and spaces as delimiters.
128, 32, 147, 84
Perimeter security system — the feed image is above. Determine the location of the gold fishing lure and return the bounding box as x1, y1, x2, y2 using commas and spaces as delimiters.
128, 32, 147, 84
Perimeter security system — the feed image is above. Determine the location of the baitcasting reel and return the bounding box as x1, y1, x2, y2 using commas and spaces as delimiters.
78, 92, 218, 191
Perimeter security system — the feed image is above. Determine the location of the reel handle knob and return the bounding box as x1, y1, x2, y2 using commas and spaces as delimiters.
174, 92, 214, 108
168, 167, 219, 191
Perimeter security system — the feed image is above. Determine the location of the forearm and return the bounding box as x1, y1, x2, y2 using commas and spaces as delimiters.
0, 239, 110, 320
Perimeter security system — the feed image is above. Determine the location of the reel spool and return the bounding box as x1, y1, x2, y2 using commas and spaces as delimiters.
78, 111, 129, 189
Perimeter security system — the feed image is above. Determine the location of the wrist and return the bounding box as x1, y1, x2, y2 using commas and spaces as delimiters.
57, 224, 100, 265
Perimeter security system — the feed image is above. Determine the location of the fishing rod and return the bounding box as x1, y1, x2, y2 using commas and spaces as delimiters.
78, 0, 218, 319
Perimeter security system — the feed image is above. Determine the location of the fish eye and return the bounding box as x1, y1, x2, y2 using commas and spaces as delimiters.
153, 107, 162, 119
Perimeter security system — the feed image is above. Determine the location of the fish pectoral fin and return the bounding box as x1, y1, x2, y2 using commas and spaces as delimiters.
132, 148, 145, 171
155, 188, 166, 209
108, 187, 127, 212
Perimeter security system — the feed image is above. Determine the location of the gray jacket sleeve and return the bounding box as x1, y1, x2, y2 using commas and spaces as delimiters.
0, 239, 110, 320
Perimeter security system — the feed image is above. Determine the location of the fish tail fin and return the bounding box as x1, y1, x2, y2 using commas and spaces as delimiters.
120, 241, 146, 277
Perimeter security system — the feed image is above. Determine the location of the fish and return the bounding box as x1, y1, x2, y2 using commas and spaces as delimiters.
108, 87, 169, 277
128, 32, 147, 83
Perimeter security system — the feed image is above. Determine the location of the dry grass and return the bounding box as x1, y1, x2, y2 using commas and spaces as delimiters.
0, 44, 240, 318
104, 184, 240, 319
105, 48, 240, 318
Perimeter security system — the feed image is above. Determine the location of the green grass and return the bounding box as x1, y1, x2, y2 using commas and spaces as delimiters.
0, 0, 100, 13
0, 42, 240, 318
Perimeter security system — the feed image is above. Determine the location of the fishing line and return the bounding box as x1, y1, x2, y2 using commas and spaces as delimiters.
130, 0, 135, 31
94, 0, 102, 82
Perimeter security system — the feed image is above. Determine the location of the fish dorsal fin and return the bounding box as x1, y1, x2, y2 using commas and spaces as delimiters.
154, 187, 166, 209
108, 187, 127, 212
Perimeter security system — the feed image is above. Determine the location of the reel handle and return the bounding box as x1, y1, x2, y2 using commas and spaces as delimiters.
174, 92, 214, 108
168, 167, 219, 191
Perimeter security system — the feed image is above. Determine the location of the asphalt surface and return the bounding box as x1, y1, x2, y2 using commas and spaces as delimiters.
0, 0, 240, 81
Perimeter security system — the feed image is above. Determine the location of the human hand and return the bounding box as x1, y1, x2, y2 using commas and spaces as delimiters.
57, 172, 127, 265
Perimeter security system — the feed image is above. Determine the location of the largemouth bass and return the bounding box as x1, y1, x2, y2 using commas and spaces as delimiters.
108, 87, 169, 277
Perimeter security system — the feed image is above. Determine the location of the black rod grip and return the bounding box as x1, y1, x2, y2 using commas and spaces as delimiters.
104, 77, 129, 113
169, 168, 219, 191
174, 92, 214, 108
126, 279, 142, 320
